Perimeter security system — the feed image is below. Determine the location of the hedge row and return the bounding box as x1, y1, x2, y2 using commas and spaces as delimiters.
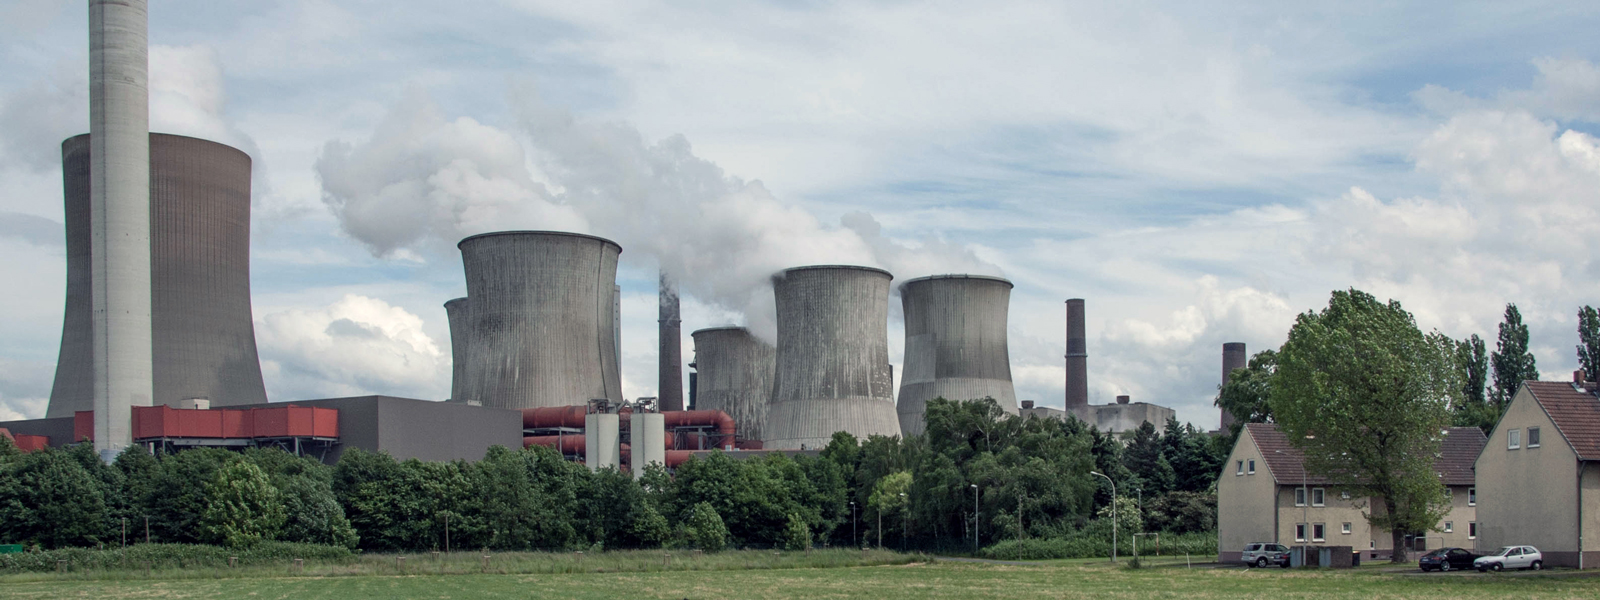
0, 541, 354, 573
980, 531, 1217, 560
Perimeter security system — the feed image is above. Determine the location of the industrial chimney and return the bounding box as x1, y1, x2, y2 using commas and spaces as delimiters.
457, 231, 623, 409
1065, 299, 1088, 411
1221, 342, 1247, 430
444, 297, 469, 402
89, 0, 152, 461
691, 326, 776, 442
896, 274, 1018, 436
766, 266, 901, 449
658, 272, 684, 411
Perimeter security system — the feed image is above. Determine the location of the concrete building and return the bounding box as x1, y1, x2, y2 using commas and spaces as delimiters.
766, 265, 901, 449
444, 297, 470, 403
457, 231, 623, 409
1220, 342, 1247, 431
1019, 398, 1175, 435
1474, 379, 1600, 568
1218, 423, 1485, 563
49, 133, 268, 420
691, 327, 775, 443
896, 275, 1017, 437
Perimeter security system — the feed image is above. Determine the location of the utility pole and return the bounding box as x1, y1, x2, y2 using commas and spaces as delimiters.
970, 484, 979, 554
1091, 471, 1117, 563
850, 501, 857, 548
899, 492, 908, 551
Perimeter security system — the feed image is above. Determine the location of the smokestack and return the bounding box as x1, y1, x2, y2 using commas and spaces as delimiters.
1221, 342, 1247, 430
90, 0, 152, 461
658, 272, 684, 411
1065, 299, 1087, 410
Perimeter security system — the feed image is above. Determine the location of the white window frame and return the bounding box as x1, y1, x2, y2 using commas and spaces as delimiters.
1312, 523, 1325, 542
1468, 487, 1476, 506
1341, 522, 1352, 535
1248, 459, 1256, 475
1508, 429, 1521, 450
1312, 487, 1325, 506
1468, 522, 1477, 539
1340, 490, 1350, 500
1528, 426, 1540, 448
1237, 460, 1244, 475
1295, 523, 1307, 542
1294, 488, 1306, 507
1443, 521, 1453, 533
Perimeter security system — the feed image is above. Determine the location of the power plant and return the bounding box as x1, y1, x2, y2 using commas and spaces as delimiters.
1022, 297, 1175, 434
896, 274, 1018, 437
691, 326, 776, 443
765, 266, 901, 449
457, 231, 623, 410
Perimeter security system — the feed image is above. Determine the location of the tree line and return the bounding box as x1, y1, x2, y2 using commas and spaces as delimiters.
0, 397, 1229, 553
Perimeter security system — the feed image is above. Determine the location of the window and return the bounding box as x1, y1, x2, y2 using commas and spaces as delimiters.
1246, 544, 1260, 551
1529, 427, 1541, 448
1295, 523, 1307, 542
1468, 488, 1476, 506
1370, 540, 1375, 549
1444, 522, 1454, 533
1295, 488, 1306, 506
1313, 523, 1325, 542
1237, 460, 1244, 475
1248, 459, 1256, 474
1469, 523, 1477, 539
1341, 522, 1352, 535
1312, 488, 1325, 506
1508, 429, 1521, 450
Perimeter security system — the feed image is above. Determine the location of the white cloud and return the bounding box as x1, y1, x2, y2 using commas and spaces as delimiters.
255, 294, 447, 401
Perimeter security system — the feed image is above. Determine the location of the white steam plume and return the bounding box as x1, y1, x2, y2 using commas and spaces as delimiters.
317, 87, 997, 337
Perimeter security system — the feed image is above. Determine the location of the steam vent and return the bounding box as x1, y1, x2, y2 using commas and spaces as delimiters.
457, 231, 623, 409
765, 265, 901, 449
691, 326, 776, 442
48, 133, 268, 417
896, 274, 1018, 436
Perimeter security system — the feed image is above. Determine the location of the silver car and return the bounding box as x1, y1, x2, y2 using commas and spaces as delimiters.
1473, 546, 1543, 572
1241, 542, 1291, 568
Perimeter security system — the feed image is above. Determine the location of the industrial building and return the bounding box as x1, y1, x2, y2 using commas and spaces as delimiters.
896, 274, 1018, 436
1050, 298, 1177, 434
765, 265, 902, 449
691, 326, 776, 443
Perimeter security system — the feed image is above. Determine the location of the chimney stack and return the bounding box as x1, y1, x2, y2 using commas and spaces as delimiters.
1221, 342, 1247, 430
1116, 395, 1130, 405
1065, 299, 1088, 410
658, 272, 684, 411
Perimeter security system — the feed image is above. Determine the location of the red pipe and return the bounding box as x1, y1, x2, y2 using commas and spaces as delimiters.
523, 435, 585, 453
521, 405, 588, 429
662, 410, 736, 437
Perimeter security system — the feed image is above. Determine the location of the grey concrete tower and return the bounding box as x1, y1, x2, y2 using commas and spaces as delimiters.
457, 231, 622, 409
89, 0, 152, 459
658, 272, 684, 411
49, 133, 267, 418
691, 326, 775, 442
766, 265, 901, 449
1220, 342, 1247, 430
1065, 299, 1088, 411
897, 275, 1018, 437
444, 297, 469, 403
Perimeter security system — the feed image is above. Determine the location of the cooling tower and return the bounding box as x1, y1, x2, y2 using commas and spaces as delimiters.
48, 133, 268, 419
766, 265, 900, 449
1220, 342, 1247, 430
444, 297, 469, 403
89, 0, 152, 459
658, 273, 684, 411
691, 326, 776, 442
897, 275, 1018, 437
1065, 299, 1088, 411
457, 231, 622, 409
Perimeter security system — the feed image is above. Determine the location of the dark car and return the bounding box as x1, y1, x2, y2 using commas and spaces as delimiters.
1419, 547, 1478, 572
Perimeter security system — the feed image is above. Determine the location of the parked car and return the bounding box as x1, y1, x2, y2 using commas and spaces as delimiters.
1418, 547, 1478, 572
1473, 546, 1543, 572
1241, 543, 1291, 568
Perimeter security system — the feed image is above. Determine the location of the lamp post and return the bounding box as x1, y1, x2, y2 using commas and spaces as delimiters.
1091, 471, 1116, 563
850, 501, 857, 548
970, 483, 979, 554
899, 492, 908, 551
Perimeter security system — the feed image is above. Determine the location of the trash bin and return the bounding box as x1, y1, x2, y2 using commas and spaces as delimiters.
1351, 551, 1360, 567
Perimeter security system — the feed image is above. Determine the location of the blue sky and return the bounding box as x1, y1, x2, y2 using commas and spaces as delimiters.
3, 1, 1600, 429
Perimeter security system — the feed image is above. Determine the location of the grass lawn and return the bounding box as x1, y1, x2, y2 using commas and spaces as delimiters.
2, 554, 1597, 599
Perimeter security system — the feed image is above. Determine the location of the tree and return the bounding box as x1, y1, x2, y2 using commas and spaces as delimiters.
683, 502, 728, 551
629, 503, 671, 548
781, 513, 812, 550
1491, 303, 1538, 409
1579, 306, 1600, 381
1271, 289, 1458, 563
1452, 334, 1498, 433
868, 471, 911, 547
1215, 350, 1277, 437
1121, 421, 1174, 496
199, 461, 287, 547
0, 447, 111, 548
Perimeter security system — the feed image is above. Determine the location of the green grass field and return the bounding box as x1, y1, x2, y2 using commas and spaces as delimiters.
3, 553, 1597, 599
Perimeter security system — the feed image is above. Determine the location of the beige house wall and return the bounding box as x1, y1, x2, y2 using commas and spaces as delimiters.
1272, 485, 1377, 551
1435, 485, 1478, 551
1584, 463, 1600, 557
1475, 386, 1580, 566
1217, 431, 1278, 561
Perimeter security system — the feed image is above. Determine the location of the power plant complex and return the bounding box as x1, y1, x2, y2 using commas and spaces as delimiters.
0, 0, 1202, 468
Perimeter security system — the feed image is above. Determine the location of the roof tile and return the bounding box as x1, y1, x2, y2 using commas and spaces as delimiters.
1245, 422, 1484, 487
1525, 381, 1600, 461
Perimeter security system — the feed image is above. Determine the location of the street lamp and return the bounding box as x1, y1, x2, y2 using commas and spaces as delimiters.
1091, 471, 1116, 563
850, 501, 857, 548
970, 483, 980, 554
899, 492, 908, 551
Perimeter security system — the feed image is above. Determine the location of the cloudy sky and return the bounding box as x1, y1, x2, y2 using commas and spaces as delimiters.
3, 1, 1599, 429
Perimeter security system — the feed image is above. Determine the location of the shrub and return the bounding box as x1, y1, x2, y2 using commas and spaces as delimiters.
781, 513, 811, 551
199, 461, 287, 547
980, 530, 1217, 561
684, 502, 728, 552
0, 542, 354, 573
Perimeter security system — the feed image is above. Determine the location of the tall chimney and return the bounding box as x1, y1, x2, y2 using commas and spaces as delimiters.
90, 0, 152, 461
1220, 342, 1247, 430
658, 272, 684, 411
1065, 299, 1088, 410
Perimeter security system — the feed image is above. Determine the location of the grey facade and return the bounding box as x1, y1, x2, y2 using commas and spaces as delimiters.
896, 274, 1018, 437
49, 133, 268, 419
89, 0, 153, 459
444, 297, 469, 403
1065, 299, 1088, 411
766, 265, 901, 449
659, 273, 684, 411
231, 396, 523, 463
1020, 400, 1176, 435
692, 326, 776, 442
457, 231, 623, 409
1221, 342, 1247, 430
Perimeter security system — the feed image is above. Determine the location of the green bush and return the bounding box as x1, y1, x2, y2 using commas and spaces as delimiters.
980, 530, 1217, 561
0, 541, 354, 573
684, 502, 728, 552
781, 513, 811, 551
